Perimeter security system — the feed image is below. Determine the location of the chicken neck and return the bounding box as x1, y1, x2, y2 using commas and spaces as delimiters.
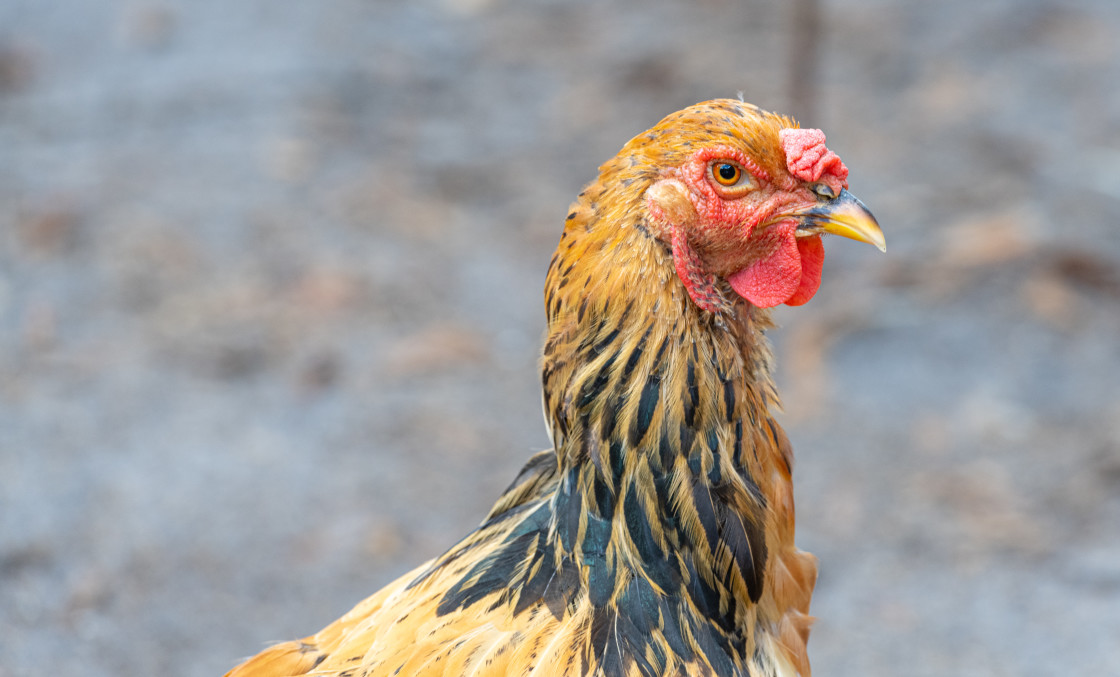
536, 181, 814, 669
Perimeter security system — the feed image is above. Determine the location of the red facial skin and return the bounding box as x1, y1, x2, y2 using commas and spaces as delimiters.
646, 129, 849, 311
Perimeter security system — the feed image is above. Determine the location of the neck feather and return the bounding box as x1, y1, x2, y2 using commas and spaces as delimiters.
540, 185, 801, 646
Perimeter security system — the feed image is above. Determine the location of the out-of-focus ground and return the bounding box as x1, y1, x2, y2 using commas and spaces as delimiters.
2, 1, 1119, 675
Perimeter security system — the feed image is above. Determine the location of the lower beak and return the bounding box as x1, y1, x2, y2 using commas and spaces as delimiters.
793, 189, 885, 252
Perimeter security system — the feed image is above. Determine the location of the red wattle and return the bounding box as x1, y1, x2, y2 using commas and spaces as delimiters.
726, 230, 825, 308
784, 235, 825, 306
726, 226, 801, 308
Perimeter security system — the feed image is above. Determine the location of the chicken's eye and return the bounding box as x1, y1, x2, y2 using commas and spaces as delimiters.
713, 162, 742, 186
707, 160, 757, 197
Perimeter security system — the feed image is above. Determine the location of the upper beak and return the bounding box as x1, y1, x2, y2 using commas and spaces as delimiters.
791, 189, 885, 252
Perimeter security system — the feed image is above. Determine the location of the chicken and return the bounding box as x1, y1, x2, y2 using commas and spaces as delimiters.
225, 99, 884, 677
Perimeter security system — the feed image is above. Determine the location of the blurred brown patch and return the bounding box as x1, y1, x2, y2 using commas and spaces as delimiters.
118, 3, 178, 50
298, 352, 341, 392
1023, 249, 1120, 328
0, 42, 35, 93
1044, 250, 1120, 298
936, 211, 1036, 269
290, 269, 365, 315
1022, 265, 1081, 328
17, 208, 80, 256
65, 567, 114, 619
382, 324, 490, 378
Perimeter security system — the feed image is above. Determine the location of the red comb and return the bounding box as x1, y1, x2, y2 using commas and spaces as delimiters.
779, 128, 849, 187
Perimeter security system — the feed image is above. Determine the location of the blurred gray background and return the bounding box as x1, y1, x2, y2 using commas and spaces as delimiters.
2, 1, 1119, 675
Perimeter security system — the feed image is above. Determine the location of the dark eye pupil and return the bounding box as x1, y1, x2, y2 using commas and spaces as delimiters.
718, 164, 737, 180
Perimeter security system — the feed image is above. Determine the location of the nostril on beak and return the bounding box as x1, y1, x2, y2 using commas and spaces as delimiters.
809, 182, 837, 200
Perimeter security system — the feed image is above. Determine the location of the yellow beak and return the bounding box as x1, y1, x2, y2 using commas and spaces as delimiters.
792, 189, 886, 252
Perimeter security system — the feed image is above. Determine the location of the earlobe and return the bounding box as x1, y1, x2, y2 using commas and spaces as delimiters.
644, 179, 695, 242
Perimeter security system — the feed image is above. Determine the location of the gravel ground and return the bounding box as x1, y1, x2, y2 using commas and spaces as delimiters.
2, 1, 1119, 675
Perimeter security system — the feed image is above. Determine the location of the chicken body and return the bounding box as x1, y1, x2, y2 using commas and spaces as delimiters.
226, 100, 883, 677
